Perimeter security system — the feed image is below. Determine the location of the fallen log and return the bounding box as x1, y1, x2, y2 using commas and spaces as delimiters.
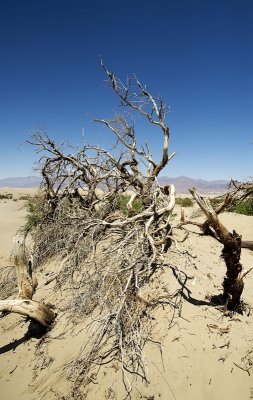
0, 299, 55, 327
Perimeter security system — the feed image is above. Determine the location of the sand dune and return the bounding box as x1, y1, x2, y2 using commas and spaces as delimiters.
0, 190, 253, 400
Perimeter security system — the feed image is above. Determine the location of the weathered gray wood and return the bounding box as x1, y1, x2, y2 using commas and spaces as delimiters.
13, 235, 34, 299
0, 299, 55, 327
0, 234, 55, 328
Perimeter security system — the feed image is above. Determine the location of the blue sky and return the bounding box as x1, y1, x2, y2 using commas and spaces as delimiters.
0, 0, 252, 180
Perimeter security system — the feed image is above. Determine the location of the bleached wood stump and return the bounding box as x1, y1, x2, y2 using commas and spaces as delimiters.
0, 234, 55, 328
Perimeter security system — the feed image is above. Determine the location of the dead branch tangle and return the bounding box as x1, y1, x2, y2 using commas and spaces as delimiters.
24, 63, 181, 397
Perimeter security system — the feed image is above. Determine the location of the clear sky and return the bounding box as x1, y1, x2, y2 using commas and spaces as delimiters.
0, 0, 252, 180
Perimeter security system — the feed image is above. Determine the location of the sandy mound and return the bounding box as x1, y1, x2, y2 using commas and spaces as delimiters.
0, 195, 253, 400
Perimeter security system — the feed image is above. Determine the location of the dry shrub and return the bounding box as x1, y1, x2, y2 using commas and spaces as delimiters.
25, 62, 182, 397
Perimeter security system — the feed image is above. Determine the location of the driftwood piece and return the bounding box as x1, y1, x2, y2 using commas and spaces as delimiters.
0, 299, 55, 327
0, 234, 55, 328
189, 188, 245, 310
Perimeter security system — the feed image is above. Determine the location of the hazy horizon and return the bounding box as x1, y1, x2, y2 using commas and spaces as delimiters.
0, 174, 231, 183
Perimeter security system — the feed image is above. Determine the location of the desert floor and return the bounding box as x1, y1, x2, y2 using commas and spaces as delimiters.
0, 189, 253, 400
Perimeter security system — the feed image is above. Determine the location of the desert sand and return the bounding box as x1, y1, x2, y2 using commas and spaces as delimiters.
0, 189, 253, 400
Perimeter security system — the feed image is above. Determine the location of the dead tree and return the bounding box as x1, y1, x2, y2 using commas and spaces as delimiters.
0, 234, 55, 328
24, 63, 179, 394
27, 61, 175, 212
189, 189, 251, 310
97, 60, 176, 201
229, 179, 253, 200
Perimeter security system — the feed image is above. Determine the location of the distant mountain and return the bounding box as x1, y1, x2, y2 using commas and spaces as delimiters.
0, 176, 41, 188
0, 175, 230, 193
158, 175, 229, 194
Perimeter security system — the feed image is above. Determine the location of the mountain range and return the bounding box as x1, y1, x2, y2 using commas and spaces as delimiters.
158, 176, 229, 194
0, 175, 230, 194
0, 176, 41, 188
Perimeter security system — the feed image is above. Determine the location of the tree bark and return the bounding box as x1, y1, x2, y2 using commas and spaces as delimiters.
222, 231, 244, 309
189, 188, 245, 310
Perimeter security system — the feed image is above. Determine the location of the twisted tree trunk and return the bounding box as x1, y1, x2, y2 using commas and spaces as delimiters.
222, 231, 244, 309
189, 188, 246, 310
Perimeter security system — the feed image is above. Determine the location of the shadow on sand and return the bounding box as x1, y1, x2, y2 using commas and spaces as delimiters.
170, 264, 226, 308
0, 319, 47, 354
